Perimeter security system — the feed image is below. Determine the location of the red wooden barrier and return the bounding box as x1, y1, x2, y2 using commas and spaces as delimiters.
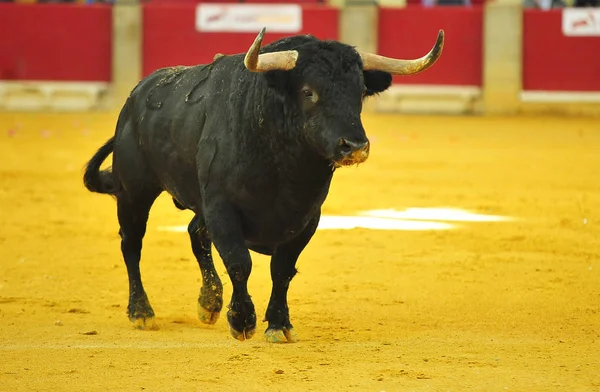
148, 0, 323, 3
523, 9, 600, 92
239, 0, 324, 3
142, 3, 338, 77
0, 3, 112, 82
147, 0, 241, 3
405, 0, 486, 6
378, 7, 483, 86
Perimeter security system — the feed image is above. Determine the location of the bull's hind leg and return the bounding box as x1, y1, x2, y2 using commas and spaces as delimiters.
117, 192, 160, 330
264, 213, 320, 343
188, 215, 223, 324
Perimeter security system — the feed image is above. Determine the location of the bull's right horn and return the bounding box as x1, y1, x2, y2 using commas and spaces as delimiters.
359, 30, 444, 76
244, 27, 299, 73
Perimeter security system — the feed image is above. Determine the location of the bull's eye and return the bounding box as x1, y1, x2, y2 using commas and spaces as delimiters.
301, 87, 318, 103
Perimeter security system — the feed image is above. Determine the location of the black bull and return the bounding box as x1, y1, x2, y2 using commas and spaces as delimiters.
83, 28, 444, 343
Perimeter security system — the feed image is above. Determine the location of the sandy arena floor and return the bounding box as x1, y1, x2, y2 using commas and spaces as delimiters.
0, 111, 598, 391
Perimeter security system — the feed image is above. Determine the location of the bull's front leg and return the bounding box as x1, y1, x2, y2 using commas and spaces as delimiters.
203, 200, 256, 341
265, 212, 320, 343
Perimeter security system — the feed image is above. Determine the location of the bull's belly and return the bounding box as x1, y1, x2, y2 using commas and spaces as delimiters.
240, 209, 317, 249
245, 242, 275, 256
162, 181, 320, 250
160, 170, 203, 212
162, 183, 317, 243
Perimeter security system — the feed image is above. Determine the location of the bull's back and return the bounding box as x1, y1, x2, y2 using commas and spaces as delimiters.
118, 59, 234, 210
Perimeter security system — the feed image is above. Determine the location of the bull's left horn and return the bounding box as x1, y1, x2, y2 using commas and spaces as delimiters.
359, 30, 444, 75
244, 27, 299, 73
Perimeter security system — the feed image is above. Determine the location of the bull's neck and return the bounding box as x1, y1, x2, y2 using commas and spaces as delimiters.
271, 144, 334, 211
249, 85, 334, 196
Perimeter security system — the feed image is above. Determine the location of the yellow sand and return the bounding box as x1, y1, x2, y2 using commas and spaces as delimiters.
0, 111, 598, 391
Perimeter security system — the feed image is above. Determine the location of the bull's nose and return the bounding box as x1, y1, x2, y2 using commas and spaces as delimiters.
338, 138, 369, 156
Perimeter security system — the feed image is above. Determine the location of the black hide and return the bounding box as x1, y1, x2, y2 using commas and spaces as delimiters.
83, 34, 393, 342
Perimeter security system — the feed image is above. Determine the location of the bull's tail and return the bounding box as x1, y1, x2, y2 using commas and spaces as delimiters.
83, 137, 117, 195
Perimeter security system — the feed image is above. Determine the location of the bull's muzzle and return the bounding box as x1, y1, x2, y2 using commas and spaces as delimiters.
334, 138, 370, 167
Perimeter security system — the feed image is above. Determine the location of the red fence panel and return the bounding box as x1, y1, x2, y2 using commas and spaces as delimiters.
523, 9, 600, 92
0, 3, 112, 82
147, 0, 322, 3
378, 7, 483, 86
142, 3, 338, 77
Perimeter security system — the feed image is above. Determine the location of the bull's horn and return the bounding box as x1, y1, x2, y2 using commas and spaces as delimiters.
359, 30, 444, 75
244, 27, 299, 72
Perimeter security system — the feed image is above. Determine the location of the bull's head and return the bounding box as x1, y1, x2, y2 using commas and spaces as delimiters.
242, 28, 444, 168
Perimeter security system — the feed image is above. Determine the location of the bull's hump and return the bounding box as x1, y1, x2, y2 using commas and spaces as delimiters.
144, 64, 214, 110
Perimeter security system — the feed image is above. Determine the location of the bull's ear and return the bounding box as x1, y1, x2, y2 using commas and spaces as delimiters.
363, 70, 392, 96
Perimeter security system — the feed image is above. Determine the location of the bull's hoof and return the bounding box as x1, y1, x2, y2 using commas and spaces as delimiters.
227, 304, 256, 342
198, 285, 223, 325
197, 303, 220, 325
265, 327, 298, 344
130, 316, 159, 330
127, 297, 156, 330
230, 326, 256, 341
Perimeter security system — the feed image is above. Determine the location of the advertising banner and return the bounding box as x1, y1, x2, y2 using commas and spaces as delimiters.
562, 9, 600, 37
196, 4, 303, 33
